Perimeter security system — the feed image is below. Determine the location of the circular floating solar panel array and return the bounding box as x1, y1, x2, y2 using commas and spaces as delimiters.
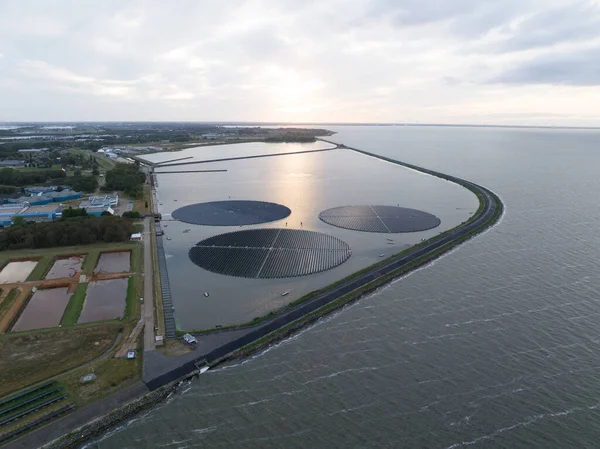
189, 229, 351, 279
172, 200, 291, 226
319, 205, 441, 233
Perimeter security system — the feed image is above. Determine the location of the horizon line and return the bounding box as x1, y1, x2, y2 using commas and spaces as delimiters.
1, 121, 599, 131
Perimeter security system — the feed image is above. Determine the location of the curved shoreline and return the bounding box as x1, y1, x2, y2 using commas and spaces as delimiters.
34, 145, 503, 449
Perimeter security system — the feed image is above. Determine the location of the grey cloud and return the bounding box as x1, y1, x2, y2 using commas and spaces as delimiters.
493, 2, 600, 53
492, 46, 600, 85
364, 0, 525, 37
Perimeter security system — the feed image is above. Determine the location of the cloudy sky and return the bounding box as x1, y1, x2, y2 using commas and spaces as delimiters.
1, 0, 599, 125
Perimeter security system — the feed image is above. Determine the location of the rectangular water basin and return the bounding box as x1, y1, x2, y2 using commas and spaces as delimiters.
12, 287, 72, 331
93, 251, 131, 274
77, 278, 128, 323
0, 260, 38, 283
45, 255, 84, 279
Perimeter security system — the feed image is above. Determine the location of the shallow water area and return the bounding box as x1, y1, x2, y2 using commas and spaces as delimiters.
77, 278, 128, 323
45, 255, 83, 279
12, 287, 72, 331
94, 252, 131, 274
0, 260, 38, 283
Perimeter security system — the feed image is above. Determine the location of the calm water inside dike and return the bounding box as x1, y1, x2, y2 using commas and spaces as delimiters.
91, 126, 600, 448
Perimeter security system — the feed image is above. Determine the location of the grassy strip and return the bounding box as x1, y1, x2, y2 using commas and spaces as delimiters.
151, 221, 165, 337
133, 184, 151, 215
58, 338, 141, 406
60, 284, 88, 327
125, 277, 137, 320
130, 243, 142, 273
81, 251, 99, 275
0, 289, 19, 323
25, 256, 55, 281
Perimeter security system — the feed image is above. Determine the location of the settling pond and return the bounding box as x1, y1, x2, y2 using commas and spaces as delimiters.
0, 261, 38, 284
77, 278, 128, 324
45, 255, 84, 279
94, 252, 131, 274
12, 287, 72, 331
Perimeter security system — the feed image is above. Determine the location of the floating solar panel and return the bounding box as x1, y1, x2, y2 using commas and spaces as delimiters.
189, 229, 352, 279
319, 205, 441, 233
172, 200, 291, 226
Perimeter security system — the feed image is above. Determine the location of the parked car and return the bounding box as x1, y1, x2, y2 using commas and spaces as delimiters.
183, 333, 197, 345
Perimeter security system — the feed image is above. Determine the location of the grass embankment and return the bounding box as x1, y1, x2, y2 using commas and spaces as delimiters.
0, 325, 120, 397
81, 251, 100, 275
150, 222, 165, 337
130, 184, 151, 215
25, 256, 55, 281
129, 244, 143, 320
125, 277, 136, 319
60, 283, 88, 327
0, 289, 19, 323
59, 338, 142, 406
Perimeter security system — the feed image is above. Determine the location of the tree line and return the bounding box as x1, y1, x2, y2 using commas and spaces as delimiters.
0, 168, 66, 187
0, 216, 134, 250
104, 163, 145, 197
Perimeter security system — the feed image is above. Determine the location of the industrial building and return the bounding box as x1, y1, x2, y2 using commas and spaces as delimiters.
0, 203, 62, 226
88, 194, 119, 207
0, 204, 27, 227
78, 201, 114, 216
5, 190, 82, 206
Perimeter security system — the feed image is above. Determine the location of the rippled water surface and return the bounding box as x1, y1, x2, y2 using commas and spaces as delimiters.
92, 126, 600, 449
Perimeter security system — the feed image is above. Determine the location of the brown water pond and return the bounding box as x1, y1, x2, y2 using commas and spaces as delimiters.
45, 255, 84, 279
93, 252, 131, 274
0, 261, 38, 284
12, 287, 72, 331
77, 278, 128, 324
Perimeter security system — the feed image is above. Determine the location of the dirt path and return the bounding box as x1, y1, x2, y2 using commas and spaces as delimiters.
0, 286, 31, 333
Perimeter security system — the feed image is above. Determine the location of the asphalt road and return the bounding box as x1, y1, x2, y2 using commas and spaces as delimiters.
142, 217, 155, 352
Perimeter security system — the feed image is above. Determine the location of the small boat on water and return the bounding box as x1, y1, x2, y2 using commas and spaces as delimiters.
379, 254, 385, 257
204, 292, 210, 297
281, 291, 290, 297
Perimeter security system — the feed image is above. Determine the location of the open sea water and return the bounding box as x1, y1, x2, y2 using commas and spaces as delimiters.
90, 125, 600, 448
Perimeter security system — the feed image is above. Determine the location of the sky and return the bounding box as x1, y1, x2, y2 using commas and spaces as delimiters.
1, 0, 600, 126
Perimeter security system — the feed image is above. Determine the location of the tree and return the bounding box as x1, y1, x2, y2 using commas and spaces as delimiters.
62, 207, 87, 218
74, 169, 82, 177
92, 167, 99, 176
12, 216, 25, 226
56, 185, 64, 192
